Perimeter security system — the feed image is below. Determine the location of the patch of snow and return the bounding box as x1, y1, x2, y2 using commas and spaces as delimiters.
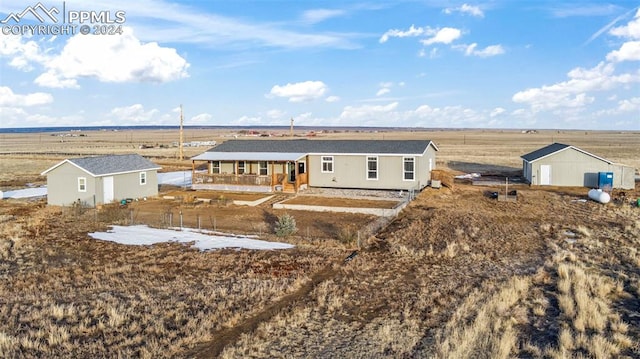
89, 225, 294, 251
158, 171, 192, 187
454, 173, 481, 179
2, 187, 48, 199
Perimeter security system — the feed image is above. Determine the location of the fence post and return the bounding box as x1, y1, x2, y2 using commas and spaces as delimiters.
179, 210, 183, 230
169, 212, 173, 227
197, 215, 201, 230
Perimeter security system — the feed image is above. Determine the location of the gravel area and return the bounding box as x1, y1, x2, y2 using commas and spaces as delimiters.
299, 187, 412, 200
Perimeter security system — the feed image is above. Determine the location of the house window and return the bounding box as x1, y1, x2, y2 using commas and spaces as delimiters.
211, 161, 220, 174
403, 157, 415, 181
367, 156, 378, 180
237, 161, 246, 174
139, 172, 147, 185
78, 177, 87, 192
321, 156, 334, 173
259, 161, 268, 176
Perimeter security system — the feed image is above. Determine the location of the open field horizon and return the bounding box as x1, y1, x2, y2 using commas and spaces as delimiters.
1, 128, 639, 186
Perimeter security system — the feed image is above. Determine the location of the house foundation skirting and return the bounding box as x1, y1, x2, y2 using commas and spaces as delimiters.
191, 184, 273, 193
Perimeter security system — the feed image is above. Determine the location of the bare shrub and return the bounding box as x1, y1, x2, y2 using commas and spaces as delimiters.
98, 204, 129, 223
336, 224, 357, 245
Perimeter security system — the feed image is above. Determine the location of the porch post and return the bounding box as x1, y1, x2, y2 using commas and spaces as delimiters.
270, 162, 275, 189
294, 160, 299, 192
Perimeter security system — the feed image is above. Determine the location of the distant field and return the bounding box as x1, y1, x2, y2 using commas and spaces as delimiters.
1, 128, 639, 185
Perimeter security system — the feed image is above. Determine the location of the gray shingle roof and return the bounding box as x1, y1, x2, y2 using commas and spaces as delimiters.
521, 143, 571, 162
202, 139, 436, 155
521, 143, 612, 164
67, 154, 160, 176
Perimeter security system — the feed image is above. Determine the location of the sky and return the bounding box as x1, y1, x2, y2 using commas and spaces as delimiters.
0, 0, 638, 130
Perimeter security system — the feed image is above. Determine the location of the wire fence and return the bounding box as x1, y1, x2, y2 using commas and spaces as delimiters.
60, 187, 421, 245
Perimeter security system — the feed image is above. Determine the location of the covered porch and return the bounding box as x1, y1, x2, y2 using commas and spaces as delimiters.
191, 151, 308, 193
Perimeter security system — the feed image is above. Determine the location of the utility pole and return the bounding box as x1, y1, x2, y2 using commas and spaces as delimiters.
179, 104, 184, 160
290, 117, 294, 137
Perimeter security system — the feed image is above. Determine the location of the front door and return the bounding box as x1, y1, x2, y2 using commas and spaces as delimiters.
103, 176, 114, 203
288, 162, 296, 182
540, 165, 551, 185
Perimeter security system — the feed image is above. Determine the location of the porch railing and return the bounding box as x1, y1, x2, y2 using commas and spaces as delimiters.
193, 173, 272, 186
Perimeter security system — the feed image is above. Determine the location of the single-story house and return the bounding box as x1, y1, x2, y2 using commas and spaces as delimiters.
191, 139, 438, 193
41, 154, 161, 206
521, 143, 635, 189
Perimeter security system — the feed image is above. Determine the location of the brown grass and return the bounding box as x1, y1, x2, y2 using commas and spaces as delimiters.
0, 128, 639, 357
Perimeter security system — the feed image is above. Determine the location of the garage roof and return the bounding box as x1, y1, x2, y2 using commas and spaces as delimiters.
42, 154, 161, 177
521, 143, 612, 164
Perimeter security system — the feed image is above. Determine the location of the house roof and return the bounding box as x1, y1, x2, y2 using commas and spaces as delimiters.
41, 154, 161, 177
192, 152, 307, 162
521, 143, 612, 164
193, 139, 437, 160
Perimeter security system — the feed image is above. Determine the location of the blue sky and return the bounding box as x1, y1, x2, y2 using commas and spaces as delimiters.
0, 0, 638, 129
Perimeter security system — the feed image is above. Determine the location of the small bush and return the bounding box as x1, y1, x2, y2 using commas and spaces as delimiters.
337, 225, 357, 245
274, 214, 297, 237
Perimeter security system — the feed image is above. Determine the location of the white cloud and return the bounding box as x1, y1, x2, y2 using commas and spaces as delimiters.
268, 81, 328, 102
0, 86, 53, 107
376, 88, 391, 96
190, 113, 212, 124
457, 43, 505, 57
513, 62, 640, 111
340, 102, 399, 121
490, 107, 506, 117
33, 27, 189, 88
550, 4, 621, 18
325, 95, 340, 102
380, 25, 462, 47
266, 109, 286, 119
0, 34, 48, 71
606, 41, 640, 62
412, 104, 485, 126
375, 81, 400, 96
34, 71, 79, 88
109, 104, 159, 123
301, 9, 346, 24
0, 107, 86, 128
605, 10, 640, 62
235, 115, 263, 125
608, 9, 640, 39
75, 0, 356, 49
618, 97, 640, 111
421, 27, 462, 46
379, 25, 426, 43
443, 4, 484, 18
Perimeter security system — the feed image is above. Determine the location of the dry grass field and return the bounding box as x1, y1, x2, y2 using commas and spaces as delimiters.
0, 128, 639, 358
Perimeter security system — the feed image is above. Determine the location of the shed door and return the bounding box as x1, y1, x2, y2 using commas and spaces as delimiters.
540, 165, 551, 185
103, 176, 114, 203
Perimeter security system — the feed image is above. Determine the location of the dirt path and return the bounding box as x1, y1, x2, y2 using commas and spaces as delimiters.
184, 261, 344, 358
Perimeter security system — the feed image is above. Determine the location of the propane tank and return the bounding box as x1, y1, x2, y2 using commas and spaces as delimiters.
588, 189, 610, 204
